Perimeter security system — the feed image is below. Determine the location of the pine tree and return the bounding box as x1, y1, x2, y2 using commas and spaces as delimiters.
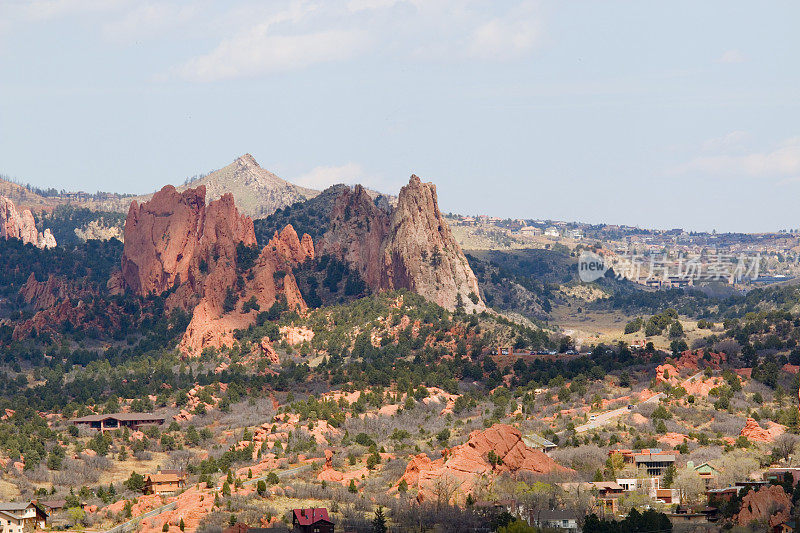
371, 506, 387, 533
348, 479, 358, 493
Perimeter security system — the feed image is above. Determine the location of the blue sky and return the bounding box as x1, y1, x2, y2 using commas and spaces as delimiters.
1, 1, 798, 232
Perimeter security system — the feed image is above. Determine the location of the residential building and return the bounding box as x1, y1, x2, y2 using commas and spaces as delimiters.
143, 472, 186, 495
609, 448, 677, 478
706, 487, 739, 507
0, 510, 24, 533
71, 412, 165, 431
518, 226, 541, 237
687, 461, 720, 488
765, 467, 800, 485
0, 502, 48, 532
530, 509, 580, 532
544, 226, 560, 237
292, 508, 334, 533
522, 434, 558, 455
591, 482, 624, 515
559, 481, 622, 514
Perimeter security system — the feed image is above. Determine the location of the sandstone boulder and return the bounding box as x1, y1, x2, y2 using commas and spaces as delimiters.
396, 423, 571, 503
736, 485, 791, 528
740, 417, 784, 443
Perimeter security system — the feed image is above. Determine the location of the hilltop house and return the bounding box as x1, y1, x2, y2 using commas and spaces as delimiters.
560, 481, 623, 515
143, 472, 186, 495
609, 449, 677, 478
522, 434, 558, 455
71, 412, 165, 431
292, 508, 334, 533
688, 461, 720, 488
0, 502, 48, 532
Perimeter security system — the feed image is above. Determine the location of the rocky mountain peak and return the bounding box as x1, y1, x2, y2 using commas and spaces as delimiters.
235, 153, 259, 168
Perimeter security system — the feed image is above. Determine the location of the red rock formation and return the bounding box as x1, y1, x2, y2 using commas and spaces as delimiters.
736, 485, 791, 528
740, 417, 784, 443
381, 176, 485, 313
0, 196, 56, 248
321, 176, 485, 313
321, 184, 391, 289
20, 273, 95, 310
119, 185, 311, 354
395, 423, 571, 503
267, 225, 315, 265
121, 185, 255, 297
259, 338, 281, 365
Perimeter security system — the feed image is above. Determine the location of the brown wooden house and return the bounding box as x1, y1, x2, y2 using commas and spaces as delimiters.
143, 472, 186, 495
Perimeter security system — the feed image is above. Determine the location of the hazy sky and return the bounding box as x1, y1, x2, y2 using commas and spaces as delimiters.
1, 1, 798, 232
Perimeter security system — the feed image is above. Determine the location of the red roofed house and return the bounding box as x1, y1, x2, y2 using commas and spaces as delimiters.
292, 508, 334, 533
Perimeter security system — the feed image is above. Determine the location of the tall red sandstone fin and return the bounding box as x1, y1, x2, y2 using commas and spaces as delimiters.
300, 233, 315, 260
380, 175, 486, 313
118, 183, 305, 355
0, 195, 56, 248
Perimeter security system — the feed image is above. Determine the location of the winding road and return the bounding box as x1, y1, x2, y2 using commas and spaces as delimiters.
573, 371, 703, 433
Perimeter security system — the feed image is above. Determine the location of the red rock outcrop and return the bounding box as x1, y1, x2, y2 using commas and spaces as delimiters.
320, 184, 391, 289
381, 176, 485, 313
20, 273, 95, 310
735, 485, 791, 528
740, 417, 784, 443
267, 225, 315, 264
121, 185, 255, 297
321, 176, 486, 313
395, 423, 571, 503
0, 196, 56, 248
118, 185, 312, 354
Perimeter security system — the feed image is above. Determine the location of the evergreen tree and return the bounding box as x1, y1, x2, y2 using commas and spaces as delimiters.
371, 506, 387, 533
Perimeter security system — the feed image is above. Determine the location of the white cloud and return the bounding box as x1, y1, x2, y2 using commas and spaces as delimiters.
346, 0, 404, 12
293, 163, 365, 189
676, 137, 800, 179
468, 1, 541, 60
173, 2, 369, 82
176, 29, 367, 81
701, 130, 749, 152
718, 49, 746, 64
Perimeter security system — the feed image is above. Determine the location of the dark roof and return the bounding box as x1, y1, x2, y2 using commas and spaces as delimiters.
293, 508, 331, 526
38, 499, 66, 510
71, 412, 165, 423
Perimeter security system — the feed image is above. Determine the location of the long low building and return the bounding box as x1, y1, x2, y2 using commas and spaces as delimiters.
70, 412, 165, 431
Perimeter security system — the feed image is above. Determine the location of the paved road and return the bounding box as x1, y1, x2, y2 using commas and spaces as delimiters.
573, 371, 703, 433
103, 463, 313, 533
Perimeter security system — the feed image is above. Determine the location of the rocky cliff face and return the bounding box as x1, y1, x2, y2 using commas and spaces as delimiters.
0, 196, 57, 248
381, 175, 485, 313
320, 176, 485, 313
320, 184, 390, 289
121, 185, 256, 297
118, 185, 313, 354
